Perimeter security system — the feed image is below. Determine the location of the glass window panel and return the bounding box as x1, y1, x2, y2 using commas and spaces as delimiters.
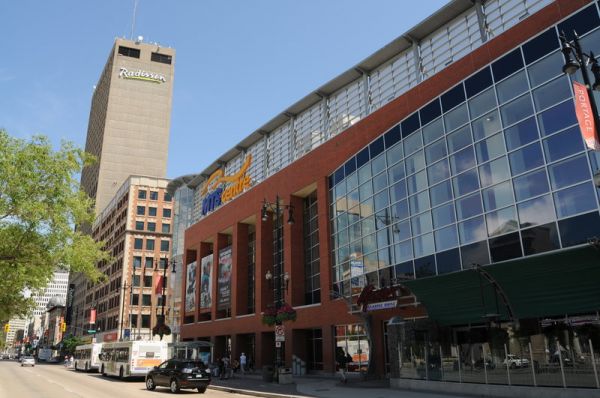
358, 164, 372, 184
554, 182, 597, 218
483, 181, 514, 211
580, 26, 600, 57
543, 126, 585, 163
460, 241, 490, 267
436, 247, 461, 273
347, 188, 359, 206
411, 211, 432, 235
362, 234, 377, 253
468, 87, 497, 119
409, 191, 430, 214
373, 172, 388, 193
458, 215, 487, 244
430, 180, 453, 206
496, 70, 528, 104
537, 100, 577, 136
389, 179, 407, 203
335, 181, 347, 201
413, 233, 435, 258
472, 110, 501, 141
390, 199, 409, 220
456, 192, 483, 221
517, 194, 555, 228
466, 67, 493, 98
513, 169, 550, 201
475, 132, 505, 163
504, 117, 539, 151
500, 94, 533, 126
444, 103, 469, 132
359, 181, 373, 201
523, 28, 559, 65
508, 142, 544, 176
392, 220, 411, 243
427, 159, 450, 185
435, 226, 459, 252
442, 84, 466, 112
527, 51, 563, 87
373, 191, 389, 212
388, 161, 405, 183
486, 206, 518, 237
433, 202, 456, 228
405, 150, 425, 174
425, 139, 447, 163
558, 211, 600, 248
447, 125, 472, 153
360, 199, 374, 218
492, 48, 524, 82
404, 130, 423, 155
371, 154, 387, 175
407, 170, 427, 195
394, 241, 413, 263
522, 222, 560, 255
452, 168, 479, 197
422, 118, 444, 144
489, 232, 522, 262
449, 146, 476, 175
386, 143, 403, 167
548, 154, 590, 190
479, 157, 510, 188
532, 75, 571, 111
395, 260, 415, 280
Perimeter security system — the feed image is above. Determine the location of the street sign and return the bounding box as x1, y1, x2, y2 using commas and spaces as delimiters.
87, 329, 96, 334
275, 341, 281, 348
275, 325, 285, 342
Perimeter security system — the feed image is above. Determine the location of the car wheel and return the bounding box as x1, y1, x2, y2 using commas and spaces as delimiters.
20, 364, 23, 367
197, 385, 207, 393
146, 376, 156, 391
170, 378, 180, 393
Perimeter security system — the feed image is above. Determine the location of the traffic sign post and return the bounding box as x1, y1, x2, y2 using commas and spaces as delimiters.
275, 324, 285, 342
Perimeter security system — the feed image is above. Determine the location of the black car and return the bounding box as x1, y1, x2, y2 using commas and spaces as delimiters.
146, 359, 211, 393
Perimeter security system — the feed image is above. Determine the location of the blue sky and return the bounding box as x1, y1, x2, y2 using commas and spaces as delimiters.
1, 0, 447, 179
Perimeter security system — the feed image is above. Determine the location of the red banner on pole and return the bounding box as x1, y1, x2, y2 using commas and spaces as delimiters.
573, 81, 600, 150
155, 275, 164, 294
89, 308, 96, 324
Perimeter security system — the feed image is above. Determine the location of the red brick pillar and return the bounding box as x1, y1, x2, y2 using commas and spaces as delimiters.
232, 223, 249, 317
256, 207, 274, 314
285, 195, 305, 308
317, 177, 332, 303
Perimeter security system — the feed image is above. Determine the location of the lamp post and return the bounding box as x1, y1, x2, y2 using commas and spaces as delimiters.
119, 266, 136, 341
261, 195, 294, 370
152, 257, 176, 340
559, 30, 600, 169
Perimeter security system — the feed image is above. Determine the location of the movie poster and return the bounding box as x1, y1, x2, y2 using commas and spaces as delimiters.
217, 247, 232, 310
200, 254, 213, 310
185, 261, 197, 313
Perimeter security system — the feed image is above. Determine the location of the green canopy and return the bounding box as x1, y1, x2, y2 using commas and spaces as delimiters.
403, 245, 600, 326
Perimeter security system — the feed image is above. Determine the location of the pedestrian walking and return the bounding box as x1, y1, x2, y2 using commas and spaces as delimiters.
239, 352, 247, 375
335, 347, 350, 383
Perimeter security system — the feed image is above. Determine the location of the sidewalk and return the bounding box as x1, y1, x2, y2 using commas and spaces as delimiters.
209, 372, 461, 398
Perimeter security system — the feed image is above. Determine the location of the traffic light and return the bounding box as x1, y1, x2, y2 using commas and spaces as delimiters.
61, 322, 66, 333
3, 324, 8, 333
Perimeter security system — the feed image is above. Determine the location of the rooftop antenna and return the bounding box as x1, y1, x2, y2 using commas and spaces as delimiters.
130, 0, 139, 40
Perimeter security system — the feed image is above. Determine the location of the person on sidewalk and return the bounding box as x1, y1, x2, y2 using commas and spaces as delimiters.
239, 352, 247, 375
335, 347, 350, 384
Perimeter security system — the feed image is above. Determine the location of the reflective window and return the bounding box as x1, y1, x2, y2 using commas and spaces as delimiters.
390, 199, 409, 220
420, 99, 442, 126
527, 51, 563, 87
447, 125, 472, 153
373, 191, 389, 212
432, 202, 456, 228
359, 181, 373, 201
414, 253, 436, 277
444, 103, 469, 132
435, 248, 461, 274
411, 212, 432, 235
483, 181, 514, 211
441, 84, 466, 112
517, 194, 555, 228
372, 171, 388, 193
430, 180, 453, 207
386, 143, 403, 166
537, 100, 577, 136
532, 75, 571, 111
453, 168, 479, 197
509, 142, 544, 176
558, 211, 600, 248
427, 159, 450, 185
435, 226, 459, 252
458, 215, 487, 244
543, 126, 585, 163
389, 179, 407, 203
504, 117, 539, 151
409, 191, 430, 214
522, 222, 560, 255
422, 118, 445, 144
407, 170, 427, 195
395, 240, 413, 263
476, 133, 505, 164
489, 232, 522, 262
394, 260, 415, 280
479, 157, 510, 187
492, 48, 524, 83
548, 154, 590, 190
358, 164, 372, 184
450, 146, 476, 175
404, 130, 423, 155
486, 206, 518, 237
468, 88, 497, 119
388, 161, 405, 183
460, 241, 490, 267
392, 220, 411, 243
371, 154, 387, 175
523, 29, 559, 66
472, 110, 501, 141
425, 139, 447, 163
554, 182, 597, 218
456, 193, 483, 221
513, 169, 550, 201
496, 70, 528, 104
405, 150, 425, 174
500, 94, 533, 126
465, 67, 493, 98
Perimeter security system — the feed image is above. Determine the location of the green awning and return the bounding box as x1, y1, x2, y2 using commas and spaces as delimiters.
403, 245, 600, 326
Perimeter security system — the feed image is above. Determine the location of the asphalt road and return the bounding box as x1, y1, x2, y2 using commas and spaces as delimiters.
0, 360, 231, 398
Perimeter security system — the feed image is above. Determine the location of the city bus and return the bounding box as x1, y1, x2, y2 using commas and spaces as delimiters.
99, 341, 168, 379
73, 343, 103, 372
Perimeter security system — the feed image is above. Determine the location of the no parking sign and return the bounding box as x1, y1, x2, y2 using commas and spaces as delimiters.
275, 325, 285, 342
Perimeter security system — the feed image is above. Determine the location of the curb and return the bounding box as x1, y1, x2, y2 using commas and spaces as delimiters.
208, 384, 309, 398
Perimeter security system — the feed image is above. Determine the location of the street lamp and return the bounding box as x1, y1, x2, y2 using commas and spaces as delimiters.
152, 257, 176, 340
261, 195, 294, 370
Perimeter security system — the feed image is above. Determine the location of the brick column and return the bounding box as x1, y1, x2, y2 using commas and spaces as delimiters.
285, 195, 305, 307
316, 177, 332, 303
256, 208, 274, 313
232, 223, 249, 317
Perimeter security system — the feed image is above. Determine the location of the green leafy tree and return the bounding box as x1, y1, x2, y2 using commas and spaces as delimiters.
0, 130, 110, 322
61, 335, 85, 356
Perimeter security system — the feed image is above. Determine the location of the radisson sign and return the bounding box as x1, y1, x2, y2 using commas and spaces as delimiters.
200, 155, 253, 216
119, 67, 167, 84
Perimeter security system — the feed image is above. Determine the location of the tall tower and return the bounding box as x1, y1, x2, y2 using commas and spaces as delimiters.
80, 38, 175, 214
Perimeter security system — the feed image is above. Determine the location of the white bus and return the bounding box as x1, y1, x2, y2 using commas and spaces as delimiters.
99, 341, 168, 379
74, 343, 103, 372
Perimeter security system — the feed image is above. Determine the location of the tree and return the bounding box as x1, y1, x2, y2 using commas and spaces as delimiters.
0, 130, 110, 322
61, 335, 85, 356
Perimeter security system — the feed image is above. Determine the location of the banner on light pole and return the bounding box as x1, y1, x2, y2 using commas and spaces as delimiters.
573, 81, 600, 150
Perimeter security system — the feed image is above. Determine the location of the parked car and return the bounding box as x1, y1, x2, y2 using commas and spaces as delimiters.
145, 359, 212, 393
503, 354, 529, 368
20, 356, 35, 367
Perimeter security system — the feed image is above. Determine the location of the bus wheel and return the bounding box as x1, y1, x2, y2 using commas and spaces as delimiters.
119, 367, 124, 380
74, 362, 78, 371
85, 362, 89, 372
101, 365, 106, 376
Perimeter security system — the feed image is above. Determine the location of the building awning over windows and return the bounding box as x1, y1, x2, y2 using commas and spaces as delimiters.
402, 245, 600, 326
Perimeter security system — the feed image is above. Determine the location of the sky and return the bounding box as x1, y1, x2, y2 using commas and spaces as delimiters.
1, 0, 447, 179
